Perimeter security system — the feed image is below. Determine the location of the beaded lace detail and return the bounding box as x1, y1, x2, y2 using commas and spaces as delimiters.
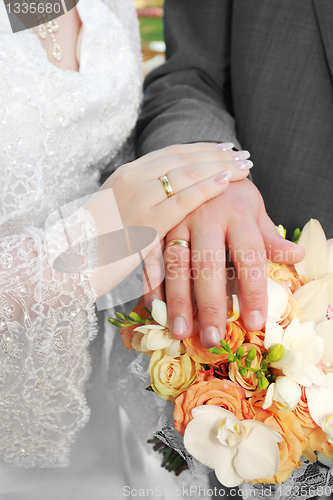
0, 0, 142, 466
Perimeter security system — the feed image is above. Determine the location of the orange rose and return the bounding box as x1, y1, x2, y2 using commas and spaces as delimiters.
249, 395, 308, 484
267, 261, 304, 293
229, 343, 265, 397
279, 293, 303, 328
120, 297, 150, 349
183, 319, 246, 365
307, 427, 333, 460
174, 378, 254, 436
293, 387, 317, 429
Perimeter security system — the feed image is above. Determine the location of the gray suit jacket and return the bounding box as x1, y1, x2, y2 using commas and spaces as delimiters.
136, 0, 333, 237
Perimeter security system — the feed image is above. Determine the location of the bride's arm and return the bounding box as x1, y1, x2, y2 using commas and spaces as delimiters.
0, 143, 250, 466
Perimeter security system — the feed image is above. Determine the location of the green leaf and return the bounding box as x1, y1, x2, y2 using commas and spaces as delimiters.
145, 385, 154, 392
291, 228, 302, 244
143, 306, 151, 315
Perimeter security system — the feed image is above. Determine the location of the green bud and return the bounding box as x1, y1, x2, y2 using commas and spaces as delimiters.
246, 348, 257, 361
227, 354, 237, 363
115, 312, 134, 323
208, 347, 223, 355
108, 317, 128, 328
220, 340, 233, 354
239, 366, 248, 377
245, 358, 252, 368
261, 359, 268, 370
129, 312, 152, 324
267, 344, 285, 363
236, 347, 244, 359
258, 375, 269, 390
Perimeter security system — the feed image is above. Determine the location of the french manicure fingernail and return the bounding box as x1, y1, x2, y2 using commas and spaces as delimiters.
246, 310, 264, 331
215, 142, 234, 151
235, 160, 254, 170
149, 293, 159, 309
172, 317, 187, 335
201, 326, 221, 347
215, 170, 232, 185
232, 150, 250, 160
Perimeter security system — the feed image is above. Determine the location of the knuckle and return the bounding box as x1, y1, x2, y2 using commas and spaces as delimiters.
182, 164, 200, 180
195, 182, 209, 198
195, 257, 223, 280
165, 256, 189, 280
243, 291, 267, 310
201, 304, 222, 320
164, 144, 181, 156
167, 296, 189, 312
175, 192, 188, 211
178, 152, 196, 164
197, 142, 211, 152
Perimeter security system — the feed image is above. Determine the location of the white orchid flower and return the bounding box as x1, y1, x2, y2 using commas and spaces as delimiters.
293, 279, 330, 324
267, 278, 289, 322
295, 219, 329, 281
306, 373, 333, 443
184, 406, 282, 487
263, 376, 302, 411
316, 319, 333, 370
323, 273, 333, 308
264, 318, 326, 389
134, 299, 183, 356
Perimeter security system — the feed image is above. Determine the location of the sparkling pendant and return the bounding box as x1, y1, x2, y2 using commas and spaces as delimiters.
53, 43, 63, 62
51, 20, 59, 33
39, 24, 47, 39
46, 20, 59, 34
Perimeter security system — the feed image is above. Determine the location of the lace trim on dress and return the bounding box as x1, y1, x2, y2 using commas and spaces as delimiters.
0, 208, 98, 467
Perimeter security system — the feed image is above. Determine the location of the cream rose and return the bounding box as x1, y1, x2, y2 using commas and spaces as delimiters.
149, 349, 199, 402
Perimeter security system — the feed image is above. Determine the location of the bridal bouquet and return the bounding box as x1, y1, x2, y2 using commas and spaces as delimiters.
109, 219, 333, 487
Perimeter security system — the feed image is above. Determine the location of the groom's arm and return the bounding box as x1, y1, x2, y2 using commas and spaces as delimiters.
136, 0, 241, 155
136, 0, 304, 346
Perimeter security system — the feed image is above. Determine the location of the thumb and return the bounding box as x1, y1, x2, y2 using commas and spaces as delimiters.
258, 210, 305, 265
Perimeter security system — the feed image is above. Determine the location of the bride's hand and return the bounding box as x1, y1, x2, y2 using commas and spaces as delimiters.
84, 142, 253, 296
100, 142, 252, 238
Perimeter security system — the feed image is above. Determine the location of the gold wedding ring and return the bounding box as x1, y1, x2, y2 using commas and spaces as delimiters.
165, 239, 191, 250
159, 175, 174, 198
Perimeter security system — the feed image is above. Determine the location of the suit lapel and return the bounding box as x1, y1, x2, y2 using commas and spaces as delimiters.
313, 0, 333, 81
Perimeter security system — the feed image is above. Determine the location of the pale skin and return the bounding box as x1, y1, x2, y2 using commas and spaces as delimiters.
29, 9, 253, 298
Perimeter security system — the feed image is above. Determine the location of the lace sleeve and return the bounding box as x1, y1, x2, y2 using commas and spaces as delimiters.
0, 207, 98, 467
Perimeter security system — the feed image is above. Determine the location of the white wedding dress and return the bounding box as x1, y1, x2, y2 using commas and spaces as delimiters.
0, 1, 212, 499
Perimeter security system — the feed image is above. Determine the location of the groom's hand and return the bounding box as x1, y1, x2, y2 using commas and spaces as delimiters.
145, 179, 305, 348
